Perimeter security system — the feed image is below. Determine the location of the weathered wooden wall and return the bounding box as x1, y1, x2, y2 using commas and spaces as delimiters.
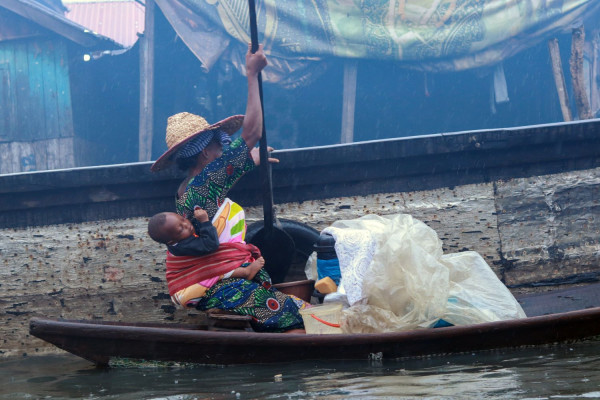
0, 137, 75, 173
1, 119, 599, 359
0, 33, 75, 174
1, 166, 598, 359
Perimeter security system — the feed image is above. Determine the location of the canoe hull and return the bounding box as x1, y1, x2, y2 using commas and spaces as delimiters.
29, 307, 600, 366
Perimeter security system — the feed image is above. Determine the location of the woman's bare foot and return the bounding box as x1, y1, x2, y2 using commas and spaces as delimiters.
246, 257, 265, 280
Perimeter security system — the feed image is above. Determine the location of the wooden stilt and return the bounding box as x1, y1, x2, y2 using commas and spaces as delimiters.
570, 25, 593, 120
548, 38, 572, 122
590, 30, 599, 115
138, 0, 155, 161
341, 60, 357, 144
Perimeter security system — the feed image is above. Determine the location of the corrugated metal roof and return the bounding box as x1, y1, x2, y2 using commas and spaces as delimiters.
1, 0, 122, 50
65, 1, 144, 48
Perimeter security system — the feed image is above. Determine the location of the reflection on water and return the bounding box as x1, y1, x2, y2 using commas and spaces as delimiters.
1, 341, 599, 399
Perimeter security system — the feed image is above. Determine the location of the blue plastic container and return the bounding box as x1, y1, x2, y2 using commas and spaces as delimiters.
315, 233, 341, 285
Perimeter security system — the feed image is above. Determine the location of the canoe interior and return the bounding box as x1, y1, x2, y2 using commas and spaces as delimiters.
516, 282, 600, 316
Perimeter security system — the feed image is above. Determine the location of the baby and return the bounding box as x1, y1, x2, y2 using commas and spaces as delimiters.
148, 207, 265, 306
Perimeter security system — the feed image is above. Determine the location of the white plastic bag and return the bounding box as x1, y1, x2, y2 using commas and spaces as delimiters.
442, 251, 526, 325
304, 251, 318, 281
323, 214, 525, 333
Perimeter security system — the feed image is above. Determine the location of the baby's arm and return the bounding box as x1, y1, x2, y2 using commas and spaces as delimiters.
171, 217, 218, 256
192, 221, 219, 252
187, 207, 218, 254
229, 257, 265, 281
168, 224, 218, 255
193, 207, 209, 223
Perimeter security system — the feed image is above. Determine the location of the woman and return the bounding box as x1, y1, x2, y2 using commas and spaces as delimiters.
151, 44, 308, 332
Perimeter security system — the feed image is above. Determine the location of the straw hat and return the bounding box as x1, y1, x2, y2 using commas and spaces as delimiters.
151, 112, 244, 172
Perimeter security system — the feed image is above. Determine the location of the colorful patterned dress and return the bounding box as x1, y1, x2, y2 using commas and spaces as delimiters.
175, 137, 308, 332
197, 269, 307, 332
176, 137, 256, 221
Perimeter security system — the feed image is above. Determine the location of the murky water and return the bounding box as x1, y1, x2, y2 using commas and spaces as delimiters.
1, 340, 599, 399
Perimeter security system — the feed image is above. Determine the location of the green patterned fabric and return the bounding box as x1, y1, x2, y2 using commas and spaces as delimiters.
156, 0, 599, 84
175, 137, 255, 221
197, 269, 308, 332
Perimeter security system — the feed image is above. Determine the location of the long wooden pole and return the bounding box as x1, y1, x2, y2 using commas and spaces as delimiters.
548, 38, 572, 122
138, 0, 155, 161
570, 25, 593, 120
248, 0, 274, 235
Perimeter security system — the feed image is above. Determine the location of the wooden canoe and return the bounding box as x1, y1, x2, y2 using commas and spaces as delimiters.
29, 283, 600, 366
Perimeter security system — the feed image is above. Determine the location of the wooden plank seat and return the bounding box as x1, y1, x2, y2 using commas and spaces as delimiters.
206, 309, 253, 332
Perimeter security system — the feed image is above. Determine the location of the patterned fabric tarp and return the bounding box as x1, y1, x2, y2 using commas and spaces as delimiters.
155, 0, 600, 86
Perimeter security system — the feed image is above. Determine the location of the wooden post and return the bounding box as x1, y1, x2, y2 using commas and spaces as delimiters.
570, 25, 593, 120
341, 60, 357, 144
548, 38, 572, 122
138, 0, 155, 161
590, 30, 599, 114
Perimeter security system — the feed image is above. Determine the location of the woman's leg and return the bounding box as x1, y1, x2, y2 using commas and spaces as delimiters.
251, 267, 272, 286
197, 278, 306, 332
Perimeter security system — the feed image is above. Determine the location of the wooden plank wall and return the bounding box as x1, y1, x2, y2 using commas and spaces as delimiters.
0, 137, 75, 173
0, 37, 75, 174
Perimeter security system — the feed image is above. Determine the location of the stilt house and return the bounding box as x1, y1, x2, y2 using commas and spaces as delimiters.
0, 0, 119, 174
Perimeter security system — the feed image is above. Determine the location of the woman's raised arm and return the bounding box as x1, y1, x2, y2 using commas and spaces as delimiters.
241, 43, 267, 149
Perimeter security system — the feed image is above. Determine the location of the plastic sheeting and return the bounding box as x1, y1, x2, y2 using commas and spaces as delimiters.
155, 0, 600, 86
323, 214, 526, 334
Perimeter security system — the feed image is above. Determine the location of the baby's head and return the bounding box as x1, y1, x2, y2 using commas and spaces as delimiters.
148, 212, 195, 245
